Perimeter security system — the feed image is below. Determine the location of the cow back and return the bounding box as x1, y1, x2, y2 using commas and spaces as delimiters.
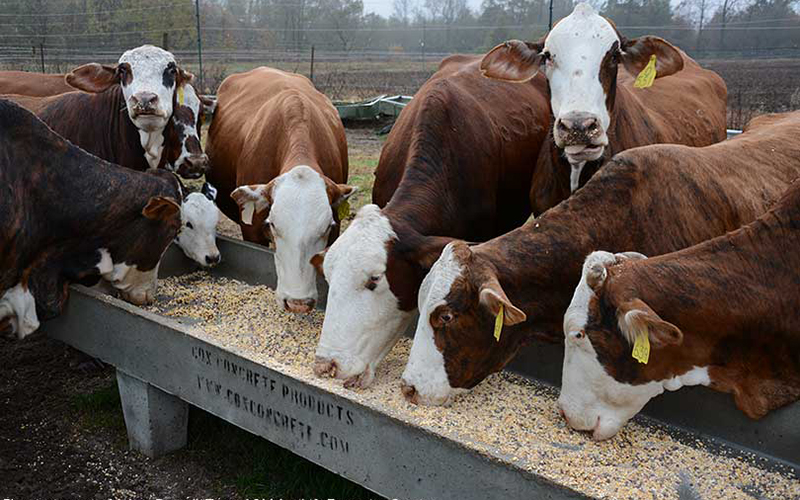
0, 71, 74, 97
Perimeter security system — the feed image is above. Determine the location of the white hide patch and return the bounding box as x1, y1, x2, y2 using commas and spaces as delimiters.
402, 242, 467, 406
544, 3, 618, 146
138, 129, 165, 169
119, 45, 176, 132
0, 283, 40, 339
97, 248, 159, 305
559, 250, 710, 440
175, 193, 220, 267
270, 166, 333, 305
315, 204, 413, 385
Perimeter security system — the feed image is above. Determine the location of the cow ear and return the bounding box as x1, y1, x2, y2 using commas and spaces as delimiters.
201, 182, 218, 202
66, 63, 119, 93
231, 184, 272, 225
199, 95, 217, 115
480, 39, 545, 82
331, 184, 358, 207
479, 279, 526, 326
142, 196, 181, 222
616, 298, 683, 348
310, 250, 326, 276
177, 68, 195, 87
621, 36, 683, 80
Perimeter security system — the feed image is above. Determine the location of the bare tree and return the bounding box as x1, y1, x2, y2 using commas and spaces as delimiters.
393, 0, 415, 24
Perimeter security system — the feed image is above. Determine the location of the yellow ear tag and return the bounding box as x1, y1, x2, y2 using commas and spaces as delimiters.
337, 200, 350, 221
178, 86, 185, 106
493, 304, 504, 342
631, 327, 650, 364
634, 55, 657, 89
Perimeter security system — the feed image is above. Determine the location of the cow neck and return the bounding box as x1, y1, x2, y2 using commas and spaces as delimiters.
478, 167, 638, 342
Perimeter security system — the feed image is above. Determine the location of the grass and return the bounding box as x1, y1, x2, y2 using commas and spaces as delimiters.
72, 381, 383, 499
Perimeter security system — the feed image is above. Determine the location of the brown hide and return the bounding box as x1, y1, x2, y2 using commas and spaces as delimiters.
0, 71, 75, 97
205, 66, 349, 245
435, 111, 800, 390
588, 159, 800, 419
531, 49, 728, 214
370, 55, 550, 311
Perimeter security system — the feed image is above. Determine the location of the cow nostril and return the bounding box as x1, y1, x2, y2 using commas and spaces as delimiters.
557, 120, 569, 132
313, 357, 337, 378
401, 382, 417, 403
205, 254, 221, 265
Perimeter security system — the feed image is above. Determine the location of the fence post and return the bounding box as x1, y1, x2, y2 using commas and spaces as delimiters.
310, 45, 315, 83
194, 0, 204, 91
548, 0, 554, 30
39, 42, 45, 73
162, 32, 169, 52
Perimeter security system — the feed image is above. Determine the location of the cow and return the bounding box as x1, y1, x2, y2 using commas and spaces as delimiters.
311, 55, 550, 389
480, 2, 727, 212
175, 183, 221, 267
205, 67, 354, 314
559, 184, 800, 440
399, 111, 800, 406
1, 84, 219, 268
0, 70, 74, 96
0, 99, 182, 339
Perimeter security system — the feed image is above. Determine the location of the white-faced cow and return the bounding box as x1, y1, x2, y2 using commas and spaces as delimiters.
206, 67, 353, 314
0, 99, 182, 338
175, 183, 221, 267
560, 173, 800, 440
481, 2, 727, 212
311, 55, 550, 389
400, 111, 800, 406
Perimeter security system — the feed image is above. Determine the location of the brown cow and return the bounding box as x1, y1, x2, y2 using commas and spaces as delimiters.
400, 111, 800, 406
0, 99, 182, 339
481, 2, 727, 213
0, 71, 74, 96
560, 170, 800, 440
206, 67, 353, 314
311, 55, 550, 389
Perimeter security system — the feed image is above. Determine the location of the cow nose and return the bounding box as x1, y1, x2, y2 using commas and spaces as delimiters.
177, 155, 208, 179
401, 381, 418, 404
313, 356, 338, 378
205, 254, 221, 266
557, 112, 599, 134
132, 92, 159, 110
285, 298, 316, 313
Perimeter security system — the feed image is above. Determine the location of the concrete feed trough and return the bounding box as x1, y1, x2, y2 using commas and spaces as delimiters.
43, 236, 799, 500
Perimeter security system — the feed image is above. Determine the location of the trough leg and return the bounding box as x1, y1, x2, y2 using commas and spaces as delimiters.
116, 369, 188, 458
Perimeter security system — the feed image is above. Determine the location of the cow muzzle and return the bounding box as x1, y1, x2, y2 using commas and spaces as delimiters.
176, 154, 209, 179
554, 111, 607, 163
284, 297, 316, 314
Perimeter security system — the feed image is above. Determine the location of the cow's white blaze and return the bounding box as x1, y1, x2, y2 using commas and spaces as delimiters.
270, 166, 333, 306
559, 251, 710, 440
97, 248, 160, 305
0, 283, 40, 339
402, 242, 467, 406
119, 45, 176, 132
544, 3, 617, 160
175, 193, 220, 267
315, 204, 413, 385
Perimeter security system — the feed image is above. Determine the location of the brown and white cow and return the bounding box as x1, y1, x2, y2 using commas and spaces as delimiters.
311, 55, 550, 388
560, 175, 800, 440
0, 99, 182, 339
400, 111, 800, 405
1, 83, 219, 268
206, 67, 353, 313
481, 2, 727, 212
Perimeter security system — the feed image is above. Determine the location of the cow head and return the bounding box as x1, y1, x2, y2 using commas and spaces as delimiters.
175, 183, 221, 267
164, 84, 213, 179
557, 250, 706, 440
481, 3, 683, 188
66, 45, 191, 133
312, 205, 449, 389
96, 188, 182, 305
232, 166, 355, 314
401, 241, 527, 405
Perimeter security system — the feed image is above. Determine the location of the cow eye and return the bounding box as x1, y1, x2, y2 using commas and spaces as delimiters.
186, 221, 194, 230
365, 275, 380, 291
167, 62, 177, 74
440, 312, 454, 323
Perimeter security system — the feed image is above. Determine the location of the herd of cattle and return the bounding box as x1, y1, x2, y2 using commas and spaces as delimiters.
1, 3, 798, 442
